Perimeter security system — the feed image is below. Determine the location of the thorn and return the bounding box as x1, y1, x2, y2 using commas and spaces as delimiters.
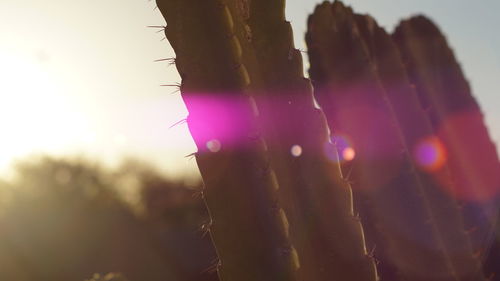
147, 25, 165, 29
192, 189, 204, 199
198, 219, 213, 238
368, 244, 376, 257
342, 164, 354, 183
185, 152, 197, 159
351, 213, 361, 221
146, 25, 167, 33
154, 58, 176, 65
160, 83, 181, 87
200, 258, 220, 275
169, 118, 187, 129
341, 176, 354, 186
366, 246, 380, 264
160, 83, 181, 94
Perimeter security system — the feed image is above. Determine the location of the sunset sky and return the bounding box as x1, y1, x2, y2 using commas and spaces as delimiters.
0, 0, 499, 179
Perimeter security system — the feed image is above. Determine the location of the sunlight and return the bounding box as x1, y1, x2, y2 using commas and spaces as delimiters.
0, 51, 87, 169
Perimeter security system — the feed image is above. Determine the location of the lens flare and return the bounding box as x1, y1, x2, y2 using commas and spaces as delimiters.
291, 145, 303, 157
342, 147, 356, 161
206, 139, 221, 153
327, 134, 355, 163
413, 136, 447, 172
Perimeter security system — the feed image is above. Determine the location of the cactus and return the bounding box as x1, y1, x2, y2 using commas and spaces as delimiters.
483, 217, 500, 280
225, 1, 378, 281
392, 16, 500, 260
153, 0, 498, 280
155, 1, 298, 281
306, 2, 487, 280
156, 0, 377, 281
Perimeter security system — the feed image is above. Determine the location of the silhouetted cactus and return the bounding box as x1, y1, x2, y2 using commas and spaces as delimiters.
225, 1, 377, 281
154, 0, 499, 281
156, 0, 377, 281
306, 1, 493, 281
155, 1, 298, 281
393, 16, 500, 261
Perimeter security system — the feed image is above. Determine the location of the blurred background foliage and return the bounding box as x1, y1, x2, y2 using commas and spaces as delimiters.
0, 156, 217, 281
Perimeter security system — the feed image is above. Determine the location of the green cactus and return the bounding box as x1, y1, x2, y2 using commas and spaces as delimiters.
306, 2, 485, 280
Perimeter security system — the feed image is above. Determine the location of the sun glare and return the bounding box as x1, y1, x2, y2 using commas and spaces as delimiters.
0, 51, 86, 170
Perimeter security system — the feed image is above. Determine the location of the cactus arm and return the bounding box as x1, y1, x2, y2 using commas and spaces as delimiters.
393, 17, 500, 260
354, 13, 486, 281
220, 1, 379, 281
306, 2, 486, 280
155, 1, 298, 281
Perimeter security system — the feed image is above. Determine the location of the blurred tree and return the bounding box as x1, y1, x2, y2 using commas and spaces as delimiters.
0, 156, 217, 281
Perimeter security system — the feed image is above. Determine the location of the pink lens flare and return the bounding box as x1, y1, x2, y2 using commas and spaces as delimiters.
184, 94, 257, 152
342, 147, 356, 161
206, 139, 222, 153
326, 134, 355, 163
413, 136, 447, 172
291, 145, 303, 157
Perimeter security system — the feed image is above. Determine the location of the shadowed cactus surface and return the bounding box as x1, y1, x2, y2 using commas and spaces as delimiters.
154, 1, 500, 281
393, 16, 500, 259
155, 1, 299, 281
156, 0, 377, 280
306, 1, 499, 281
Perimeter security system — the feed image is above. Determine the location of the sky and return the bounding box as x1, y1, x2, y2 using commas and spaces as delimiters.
0, 0, 499, 179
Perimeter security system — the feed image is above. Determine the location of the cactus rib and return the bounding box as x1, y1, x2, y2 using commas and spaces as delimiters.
155, 1, 298, 281
306, 2, 486, 280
